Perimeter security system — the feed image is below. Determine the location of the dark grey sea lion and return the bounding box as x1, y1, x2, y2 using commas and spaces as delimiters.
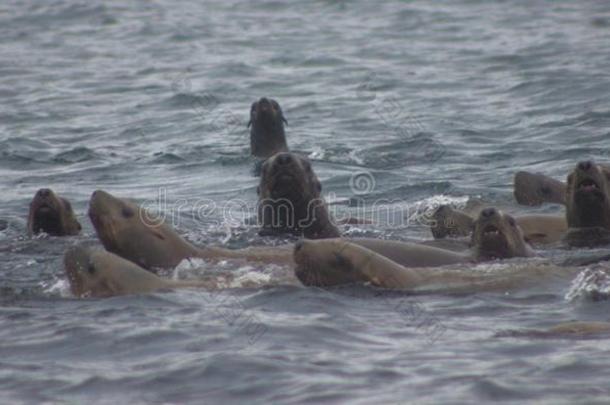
27, 188, 81, 236
258, 152, 340, 239
249, 97, 288, 159
564, 161, 610, 247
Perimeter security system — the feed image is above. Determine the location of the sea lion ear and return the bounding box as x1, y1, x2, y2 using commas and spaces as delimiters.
77, 223, 82, 231
281, 115, 288, 125
247, 119, 252, 128
316, 181, 322, 193
256, 186, 260, 195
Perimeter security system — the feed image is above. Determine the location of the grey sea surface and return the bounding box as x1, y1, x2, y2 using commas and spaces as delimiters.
1, 1, 610, 403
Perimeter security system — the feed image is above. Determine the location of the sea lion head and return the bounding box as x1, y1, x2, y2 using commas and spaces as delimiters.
258, 152, 327, 236
513, 171, 566, 206
259, 152, 321, 202
88, 190, 189, 270
471, 208, 532, 260
248, 97, 288, 158
566, 161, 610, 229
27, 188, 81, 236
64, 245, 118, 298
430, 204, 474, 239
293, 239, 367, 286
248, 97, 287, 130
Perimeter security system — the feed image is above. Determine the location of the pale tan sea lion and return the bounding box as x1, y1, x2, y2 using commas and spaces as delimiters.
294, 240, 554, 291
88, 190, 292, 271
27, 188, 81, 236
294, 239, 423, 288
295, 208, 535, 287
64, 245, 217, 298
258, 152, 340, 239
514, 171, 567, 206
564, 161, 610, 247
366, 207, 533, 265
516, 215, 567, 245
249, 97, 288, 159
431, 204, 566, 245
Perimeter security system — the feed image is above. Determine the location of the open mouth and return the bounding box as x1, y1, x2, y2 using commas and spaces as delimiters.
578, 178, 600, 192
482, 224, 501, 237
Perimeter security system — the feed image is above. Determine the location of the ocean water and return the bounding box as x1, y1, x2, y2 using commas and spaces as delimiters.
2, 0, 610, 403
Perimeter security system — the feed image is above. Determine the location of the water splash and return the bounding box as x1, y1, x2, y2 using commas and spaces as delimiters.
565, 266, 610, 302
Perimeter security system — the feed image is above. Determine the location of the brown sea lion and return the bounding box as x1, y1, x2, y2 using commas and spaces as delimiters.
497, 321, 610, 339
248, 97, 288, 159
88, 190, 292, 271
514, 171, 567, 206
27, 188, 81, 236
64, 245, 217, 298
564, 161, 610, 247
258, 152, 340, 239
430, 204, 565, 245
295, 208, 535, 287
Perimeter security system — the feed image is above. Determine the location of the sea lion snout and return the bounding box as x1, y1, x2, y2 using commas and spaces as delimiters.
480, 207, 498, 219
578, 160, 593, 172
36, 188, 52, 199
275, 152, 294, 166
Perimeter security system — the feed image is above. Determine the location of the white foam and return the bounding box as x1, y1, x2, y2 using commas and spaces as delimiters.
42, 278, 72, 298
565, 266, 610, 302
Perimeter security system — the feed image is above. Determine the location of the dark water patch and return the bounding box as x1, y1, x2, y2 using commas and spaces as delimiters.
52, 147, 100, 164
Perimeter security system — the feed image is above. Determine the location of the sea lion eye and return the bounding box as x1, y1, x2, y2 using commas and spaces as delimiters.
316, 181, 322, 193
87, 263, 96, 275
508, 217, 516, 227
332, 253, 352, 272
122, 206, 135, 218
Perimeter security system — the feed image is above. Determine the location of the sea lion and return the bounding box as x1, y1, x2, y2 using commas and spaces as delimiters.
430, 204, 565, 245
258, 151, 340, 239
514, 215, 567, 245
294, 239, 423, 288
564, 160, 610, 247
27, 188, 81, 236
514, 171, 567, 206
295, 208, 535, 287
497, 321, 610, 339
64, 245, 216, 298
430, 204, 474, 239
88, 190, 292, 271
248, 97, 288, 159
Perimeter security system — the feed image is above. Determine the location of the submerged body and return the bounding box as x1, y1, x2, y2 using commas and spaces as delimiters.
296, 208, 535, 288
431, 204, 566, 245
